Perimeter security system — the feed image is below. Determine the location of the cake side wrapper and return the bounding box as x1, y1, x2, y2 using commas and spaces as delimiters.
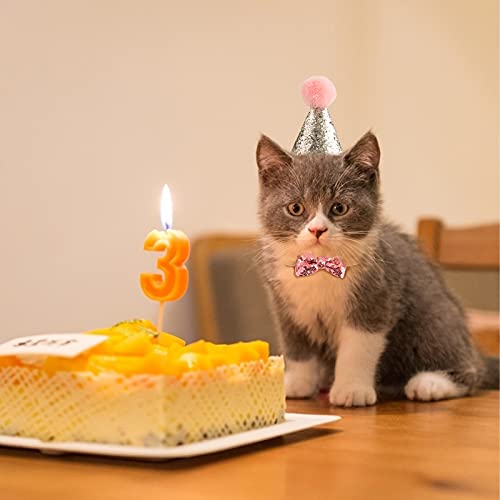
0, 356, 285, 446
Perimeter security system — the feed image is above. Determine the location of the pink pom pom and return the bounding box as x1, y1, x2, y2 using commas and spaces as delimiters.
301, 76, 337, 109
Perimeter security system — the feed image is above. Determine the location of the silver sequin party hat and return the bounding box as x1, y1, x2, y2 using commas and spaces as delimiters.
292, 76, 342, 155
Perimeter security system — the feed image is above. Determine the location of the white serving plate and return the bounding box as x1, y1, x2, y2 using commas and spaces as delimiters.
0, 413, 340, 460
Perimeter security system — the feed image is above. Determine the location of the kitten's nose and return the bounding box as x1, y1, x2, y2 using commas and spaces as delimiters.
308, 226, 328, 239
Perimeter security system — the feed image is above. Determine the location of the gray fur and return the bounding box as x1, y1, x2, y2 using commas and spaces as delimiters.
256, 132, 499, 394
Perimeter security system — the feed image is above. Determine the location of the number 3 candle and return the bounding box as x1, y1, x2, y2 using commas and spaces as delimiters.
140, 184, 190, 332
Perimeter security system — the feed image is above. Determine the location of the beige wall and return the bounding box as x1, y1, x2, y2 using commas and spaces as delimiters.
0, 0, 498, 341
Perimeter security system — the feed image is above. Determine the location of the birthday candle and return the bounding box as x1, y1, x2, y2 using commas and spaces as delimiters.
140, 185, 190, 331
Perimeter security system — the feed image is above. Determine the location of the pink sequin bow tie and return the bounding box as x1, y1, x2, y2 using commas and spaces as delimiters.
294, 253, 346, 279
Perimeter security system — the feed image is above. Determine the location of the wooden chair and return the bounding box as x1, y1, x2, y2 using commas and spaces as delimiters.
417, 218, 499, 356
191, 233, 280, 353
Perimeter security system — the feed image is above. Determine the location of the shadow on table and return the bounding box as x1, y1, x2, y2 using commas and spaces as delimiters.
0, 426, 340, 470
287, 390, 500, 421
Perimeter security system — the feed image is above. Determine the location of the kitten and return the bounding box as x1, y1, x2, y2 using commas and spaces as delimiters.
256, 131, 499, 407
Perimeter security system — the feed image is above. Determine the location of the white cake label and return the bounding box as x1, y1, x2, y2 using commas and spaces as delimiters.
0, 333, 108, 358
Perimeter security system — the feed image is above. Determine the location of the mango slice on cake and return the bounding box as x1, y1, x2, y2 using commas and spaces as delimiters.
42, 355, 89, 374
158, 332, 186, 348
0, 356, 20, 368
87, 354, 145, 376
15, 319, 271, 377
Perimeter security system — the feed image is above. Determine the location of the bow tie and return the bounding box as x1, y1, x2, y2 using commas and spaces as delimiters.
294, 253, 346, 279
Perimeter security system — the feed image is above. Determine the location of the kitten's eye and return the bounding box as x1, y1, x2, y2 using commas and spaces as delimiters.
287, 202, 305, 216
331, 202, 349, 216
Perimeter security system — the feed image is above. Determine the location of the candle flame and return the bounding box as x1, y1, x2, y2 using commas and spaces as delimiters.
160, 184, 173, 230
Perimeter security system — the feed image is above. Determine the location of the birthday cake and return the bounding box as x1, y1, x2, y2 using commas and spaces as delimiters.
0, 320, 285, 446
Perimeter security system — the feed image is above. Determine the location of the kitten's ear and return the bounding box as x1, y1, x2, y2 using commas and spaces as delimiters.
256, 135, 292, 186
344, 131, 380, 171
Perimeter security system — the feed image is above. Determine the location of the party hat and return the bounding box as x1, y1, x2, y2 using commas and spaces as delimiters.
292, 76, 342, 155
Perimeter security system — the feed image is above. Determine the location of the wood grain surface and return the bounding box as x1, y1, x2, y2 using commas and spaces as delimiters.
0, 392, 498, 500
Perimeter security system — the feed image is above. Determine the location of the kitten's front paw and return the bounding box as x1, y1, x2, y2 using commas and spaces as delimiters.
329, 383, 377, 407
285, 370, 318, 399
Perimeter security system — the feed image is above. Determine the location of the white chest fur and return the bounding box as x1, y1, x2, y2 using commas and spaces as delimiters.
274, 259, 353, 346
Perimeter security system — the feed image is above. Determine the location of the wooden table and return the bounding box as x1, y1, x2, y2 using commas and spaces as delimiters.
1, 392, 498, 500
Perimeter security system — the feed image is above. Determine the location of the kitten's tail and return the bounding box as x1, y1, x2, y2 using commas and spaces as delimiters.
480, 355, 499, 390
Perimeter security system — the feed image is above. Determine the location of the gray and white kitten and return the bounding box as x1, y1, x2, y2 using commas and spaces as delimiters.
256, 131, 499, 407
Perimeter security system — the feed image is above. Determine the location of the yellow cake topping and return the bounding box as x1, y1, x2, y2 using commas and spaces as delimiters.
33, 319, 270, 377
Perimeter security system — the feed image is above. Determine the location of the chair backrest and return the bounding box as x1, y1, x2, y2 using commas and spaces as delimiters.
417, 218, 499, 270
191, 233, 280, 354
417, 218, 499, 356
